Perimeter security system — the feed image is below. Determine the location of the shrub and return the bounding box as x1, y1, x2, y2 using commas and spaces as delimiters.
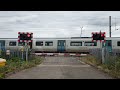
82, 54, 120, 78
0, 56, 44, 79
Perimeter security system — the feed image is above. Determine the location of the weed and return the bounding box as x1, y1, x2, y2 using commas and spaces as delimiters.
0, 56, 44, 79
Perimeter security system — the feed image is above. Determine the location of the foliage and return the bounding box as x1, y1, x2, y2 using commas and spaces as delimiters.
84, 55, 101, 66
0, 56, 43, 79
84, 55, 120, 78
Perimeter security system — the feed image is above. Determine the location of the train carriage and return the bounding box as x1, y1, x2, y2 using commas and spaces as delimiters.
0, 37, 120, 53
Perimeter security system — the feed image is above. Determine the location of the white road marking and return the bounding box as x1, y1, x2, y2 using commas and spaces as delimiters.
37, 64, 90, 67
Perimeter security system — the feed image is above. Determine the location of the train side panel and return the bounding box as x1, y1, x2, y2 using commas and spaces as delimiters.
66, 39, 100, 53
32, 39, 58, 52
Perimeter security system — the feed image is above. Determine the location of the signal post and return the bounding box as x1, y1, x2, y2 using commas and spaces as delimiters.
92, 31, 106, 63
18, 32, 33, 61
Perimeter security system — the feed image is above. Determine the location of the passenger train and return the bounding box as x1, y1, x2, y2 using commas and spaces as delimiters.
0, 37, 120, 53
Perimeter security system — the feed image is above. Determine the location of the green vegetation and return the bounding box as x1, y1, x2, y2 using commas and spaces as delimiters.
81, 55, 101, 66
0, 56, 44, 79
82, 55, 120, 78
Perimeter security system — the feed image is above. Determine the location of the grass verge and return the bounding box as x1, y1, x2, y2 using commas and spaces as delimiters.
0, 56, 44, 79
81, 55, 120, 79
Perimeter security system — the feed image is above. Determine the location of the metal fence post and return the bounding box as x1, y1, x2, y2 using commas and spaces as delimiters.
102, 47, 105, 63
25, 42, 28, 61
22, 51, 23, 60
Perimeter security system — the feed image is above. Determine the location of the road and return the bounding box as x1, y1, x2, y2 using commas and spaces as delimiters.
6, 56, 113, 79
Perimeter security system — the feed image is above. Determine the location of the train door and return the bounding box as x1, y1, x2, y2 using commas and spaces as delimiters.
0, 40, 5, 51
57, 40, 66, 52
103, 40, 112, 52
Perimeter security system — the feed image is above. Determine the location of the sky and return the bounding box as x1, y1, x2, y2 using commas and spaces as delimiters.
0, 11, 120, 38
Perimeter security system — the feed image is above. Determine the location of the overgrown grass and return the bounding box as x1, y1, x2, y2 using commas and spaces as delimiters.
81, 55, 101, 66
0, 56, 44, 79
101, 56, 120, 78
82, 55, 120, 78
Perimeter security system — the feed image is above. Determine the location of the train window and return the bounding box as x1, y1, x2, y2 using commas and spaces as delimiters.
36, 41, 43, 46
108, 42, 111, 46
117, 41, 120, 46
58, 42, 61, 46
70, 41, 82, 46
18, 42, 25, 46
84, 42, 97, 46
9, 41, 16, 46
45, 41, 53, 46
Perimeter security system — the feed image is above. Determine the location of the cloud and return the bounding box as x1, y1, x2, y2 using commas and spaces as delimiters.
0, 11, 120, 38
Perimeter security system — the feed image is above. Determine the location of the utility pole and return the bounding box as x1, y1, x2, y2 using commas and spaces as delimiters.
115, 17, 116, 31
109, 16, 111, 37
80, 26, 83, 37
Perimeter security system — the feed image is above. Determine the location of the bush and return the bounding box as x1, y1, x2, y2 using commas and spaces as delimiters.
0, 56, 44, 79
83, 54, 120, 78
85, 55, 101, 65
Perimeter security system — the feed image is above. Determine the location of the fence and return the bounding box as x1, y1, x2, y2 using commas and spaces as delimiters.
0, 49, 35, 61
89, 48, 102, 63
89, 48, 120, 64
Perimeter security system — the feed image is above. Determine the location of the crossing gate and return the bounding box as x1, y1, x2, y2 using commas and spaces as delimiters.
34, 53, 85, 57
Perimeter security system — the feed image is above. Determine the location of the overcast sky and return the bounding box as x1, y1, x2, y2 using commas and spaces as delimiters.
0, 11, 120, 38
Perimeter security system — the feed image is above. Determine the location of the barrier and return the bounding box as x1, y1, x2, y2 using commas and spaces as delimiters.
34, 53, 86, 57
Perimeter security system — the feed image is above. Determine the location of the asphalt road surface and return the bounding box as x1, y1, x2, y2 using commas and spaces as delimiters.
6, 56, 113, 79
